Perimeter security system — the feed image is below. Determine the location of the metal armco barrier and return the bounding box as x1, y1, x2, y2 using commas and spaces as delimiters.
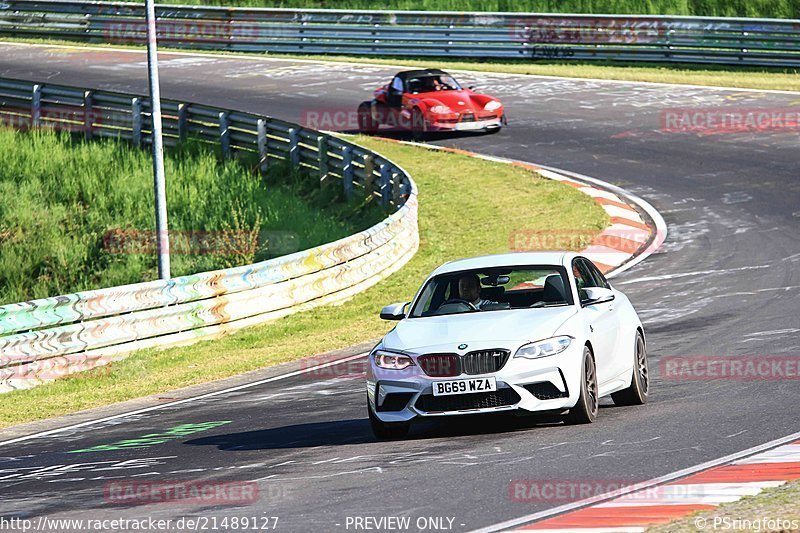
0, 77, 418, 392
1, 1, 799, 67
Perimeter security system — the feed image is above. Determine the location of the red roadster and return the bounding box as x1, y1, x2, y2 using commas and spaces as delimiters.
357, 69, 506, 140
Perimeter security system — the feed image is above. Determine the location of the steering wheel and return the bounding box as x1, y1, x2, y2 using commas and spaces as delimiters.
441, 299, 478, 312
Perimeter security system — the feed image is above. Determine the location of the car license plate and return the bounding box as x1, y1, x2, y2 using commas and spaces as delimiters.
432, 377, 497, 396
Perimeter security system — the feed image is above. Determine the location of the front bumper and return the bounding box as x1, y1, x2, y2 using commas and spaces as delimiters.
366, 342, 583, 423
428, 116, 503, 132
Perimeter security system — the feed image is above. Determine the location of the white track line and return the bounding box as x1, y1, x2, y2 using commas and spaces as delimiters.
1, 41, 798, 95
470, 429, 800, 533
0, 351, 368, 448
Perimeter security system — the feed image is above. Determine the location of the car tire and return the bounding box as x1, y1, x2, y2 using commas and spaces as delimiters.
611, 330, 649, 406
357, 101, 378, 134
564, 346, 599, 424
411, 108, 427, 141
368, 401, 410, 440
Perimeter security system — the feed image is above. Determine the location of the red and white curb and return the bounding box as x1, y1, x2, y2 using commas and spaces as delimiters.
473, 430, 800, 533
366, 139, 667, 278
513, 440, 800, 532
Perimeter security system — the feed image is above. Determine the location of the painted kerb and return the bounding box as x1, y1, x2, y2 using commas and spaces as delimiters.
0, 77, 419, 392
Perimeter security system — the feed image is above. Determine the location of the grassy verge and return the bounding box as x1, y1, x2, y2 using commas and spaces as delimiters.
648, 478, 800, 532
0, 127, 382, 305
0, 135, 609, 428
141, 0, 799, 18
5, 38, 799, 92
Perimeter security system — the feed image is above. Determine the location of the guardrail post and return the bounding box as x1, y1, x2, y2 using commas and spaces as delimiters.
131, 97, 142, 146
219, 111, 230, 158
392, 170, 402, 206
177, 103, 188, 142
363, 154, 375, 197
288, 127, 300, 167
31, 84, 42, 127
379, 164, 391, 209
83, 90, 94, 140
342, 146, 353, 200
257, 118, 269, 174
317, 135, 329, 182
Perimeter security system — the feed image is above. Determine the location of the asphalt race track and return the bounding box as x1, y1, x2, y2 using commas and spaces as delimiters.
1, 44, 799, 531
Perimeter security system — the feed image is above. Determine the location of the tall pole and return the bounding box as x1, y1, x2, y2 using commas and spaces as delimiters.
145, 0, 170, 279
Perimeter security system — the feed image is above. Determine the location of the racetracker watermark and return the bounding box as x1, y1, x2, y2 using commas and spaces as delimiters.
0, 106, 103, 133
103, 229, 299, 256
660, 356, 800, 381
661, 107, 800, 135
104, 480, 264, 505
509, 228, 647, 253
509, 479, 723, 503
300, 354, 366, 380
103, 20, 285, 44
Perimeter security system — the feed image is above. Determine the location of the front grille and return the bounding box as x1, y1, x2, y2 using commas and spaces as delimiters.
460, 113, 476, 122
415, 388, 520, 413
377, 392, 415, 412
462, 349, 510, 375
418, 354, 460, 377
523, 382, 569, 400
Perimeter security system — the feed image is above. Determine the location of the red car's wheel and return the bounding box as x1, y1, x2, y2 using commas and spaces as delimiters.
357, 101, 378, 134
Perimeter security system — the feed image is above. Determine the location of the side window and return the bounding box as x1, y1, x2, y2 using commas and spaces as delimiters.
584, 259, 610, 289
572, 259, 594, 302
391, 76, 404, 93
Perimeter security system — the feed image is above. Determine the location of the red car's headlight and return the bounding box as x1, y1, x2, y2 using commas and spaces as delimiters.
484, 101, 502, 112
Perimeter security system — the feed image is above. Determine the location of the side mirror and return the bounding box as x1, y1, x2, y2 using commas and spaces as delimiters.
380, 302, 409, 321
467, 86, 476, 91
581, 287, 615, 307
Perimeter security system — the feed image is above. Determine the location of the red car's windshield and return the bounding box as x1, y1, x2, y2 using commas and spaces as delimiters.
406, 74, 462, 93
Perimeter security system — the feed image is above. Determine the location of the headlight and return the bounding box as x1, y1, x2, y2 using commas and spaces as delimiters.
429, 105, 451, 115
514, 336, 572, 359
373, 350, 415, 370
484, 100, 502, 112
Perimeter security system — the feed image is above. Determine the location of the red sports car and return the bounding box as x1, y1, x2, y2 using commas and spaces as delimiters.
357, 69, 506, 139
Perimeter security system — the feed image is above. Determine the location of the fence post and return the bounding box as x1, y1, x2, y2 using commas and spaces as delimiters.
363, 154, 375, 197
218, 111, 230, 158
288, 127, 300, 167
84, 90, 94, 140
317, 135, 328, 182
131, 97, 142, 146
177, 103, 188, 142
392, 170, 402, 206
342, 146, 353, 200
31, 84, 42, 127
379, 164, 391, 209
257, 118, 269, 174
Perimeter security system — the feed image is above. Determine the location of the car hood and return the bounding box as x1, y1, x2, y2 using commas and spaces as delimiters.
383, 307, 577, 353
416, 90, 491, 111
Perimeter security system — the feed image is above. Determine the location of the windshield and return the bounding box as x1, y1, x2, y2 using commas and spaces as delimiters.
409, 266, 573, 318
406, 74, 462, 93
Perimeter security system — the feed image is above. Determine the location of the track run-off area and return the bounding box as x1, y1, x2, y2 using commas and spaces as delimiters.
0, 43, 799, 531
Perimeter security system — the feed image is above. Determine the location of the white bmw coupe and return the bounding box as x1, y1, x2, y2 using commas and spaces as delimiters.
366, 252, 649, 439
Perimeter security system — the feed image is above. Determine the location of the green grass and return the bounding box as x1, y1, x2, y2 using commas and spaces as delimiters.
0, 135, 609, 428
647, 477, 800, 532
144, 0, 800, 18
0, 127, 383, 305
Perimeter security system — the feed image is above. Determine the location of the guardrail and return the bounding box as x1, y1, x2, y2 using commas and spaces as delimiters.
0, 76, 418, 393
1, 1, 799, 67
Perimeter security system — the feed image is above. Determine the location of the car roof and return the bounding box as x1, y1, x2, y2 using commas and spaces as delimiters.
431, 252, 578, 276
395, 69, 450, 81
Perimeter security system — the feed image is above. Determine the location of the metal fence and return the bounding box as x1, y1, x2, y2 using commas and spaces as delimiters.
1, 1, 799, 67
0, 76, 418, 392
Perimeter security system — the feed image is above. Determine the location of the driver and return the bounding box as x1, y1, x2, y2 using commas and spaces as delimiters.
457, 274, 493, 310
